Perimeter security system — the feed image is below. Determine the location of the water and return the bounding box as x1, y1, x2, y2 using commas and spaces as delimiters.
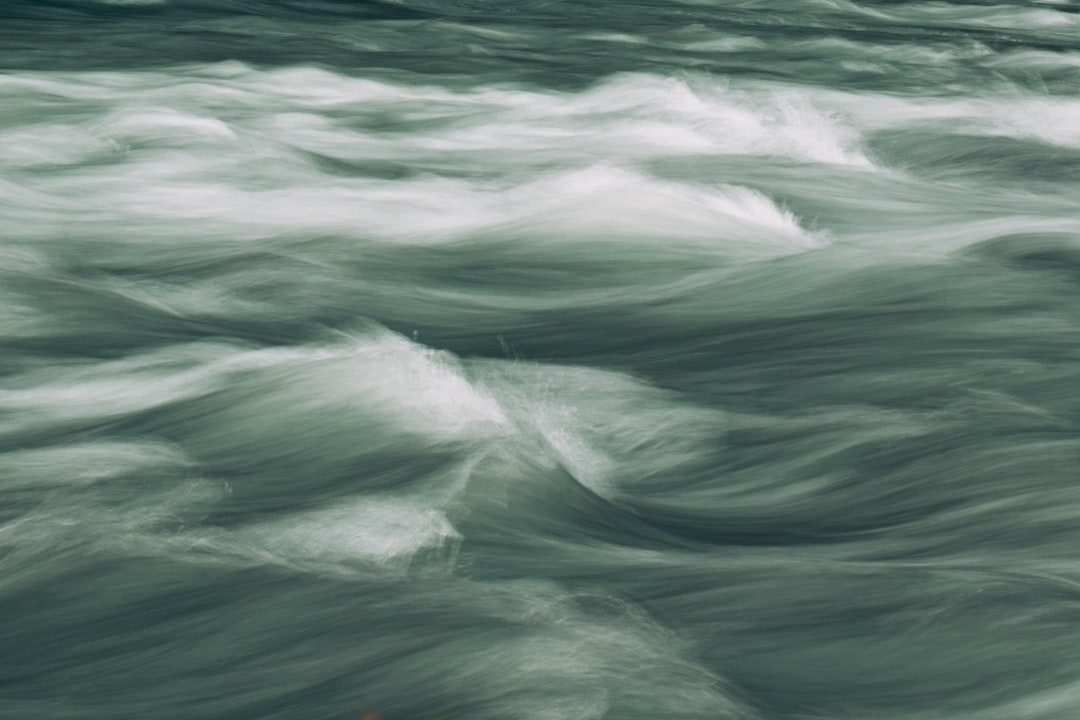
3, 1, 1080, 718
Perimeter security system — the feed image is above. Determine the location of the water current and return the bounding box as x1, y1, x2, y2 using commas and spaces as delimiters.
3, 1, 1080, 719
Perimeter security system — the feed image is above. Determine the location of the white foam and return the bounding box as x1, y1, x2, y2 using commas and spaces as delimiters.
0, 65, 868, 248
415, 73, 870, 166
0, 331, 511, 444
772, 0, 1080, 38
682, 36, 767, 52
320, 332, 512, 441
0, 124, 114, 169
0, 441, 193, 490
230, 498, 462, 571
821, 90, 1080, 151
0, 331, 507, 575
100, 108, 237, 147
455, 583, 747, 719
472, 359, 729, 498
0, 343, 235, 435
900, 1, 1080, 33
452, 165, 823, 258
207, 333, 513, 446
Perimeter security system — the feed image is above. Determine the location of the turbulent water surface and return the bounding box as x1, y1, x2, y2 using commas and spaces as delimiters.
4, 1, 1080, 719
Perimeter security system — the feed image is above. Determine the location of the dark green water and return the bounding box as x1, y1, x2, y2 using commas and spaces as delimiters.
3, 1, 1080, 719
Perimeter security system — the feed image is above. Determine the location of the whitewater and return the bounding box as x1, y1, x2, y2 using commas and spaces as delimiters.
3, 1, 1080, 719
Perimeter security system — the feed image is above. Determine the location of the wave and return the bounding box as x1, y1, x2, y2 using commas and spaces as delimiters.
5, 3, 1080, 719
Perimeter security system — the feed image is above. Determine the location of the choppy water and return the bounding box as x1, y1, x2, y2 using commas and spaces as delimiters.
4, 1, 1080, 719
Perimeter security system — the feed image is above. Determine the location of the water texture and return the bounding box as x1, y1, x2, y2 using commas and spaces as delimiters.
3, 1, 1080, 719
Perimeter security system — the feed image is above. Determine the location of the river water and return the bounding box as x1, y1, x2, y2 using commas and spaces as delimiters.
3, 1, 1080, 719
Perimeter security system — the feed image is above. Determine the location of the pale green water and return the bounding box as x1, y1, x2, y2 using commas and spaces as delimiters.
3, 2, 1080, 719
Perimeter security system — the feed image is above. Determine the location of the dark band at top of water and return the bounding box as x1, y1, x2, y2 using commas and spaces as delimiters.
4, 0, 1080, 95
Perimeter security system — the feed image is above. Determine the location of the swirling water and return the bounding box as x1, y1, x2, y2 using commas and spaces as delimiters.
3, 1, 1080, 719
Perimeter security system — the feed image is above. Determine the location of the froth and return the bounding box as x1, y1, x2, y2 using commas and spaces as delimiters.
229, 499, 462, 572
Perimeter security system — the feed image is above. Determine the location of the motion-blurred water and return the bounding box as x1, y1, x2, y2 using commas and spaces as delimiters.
3, 1, 1080, 719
